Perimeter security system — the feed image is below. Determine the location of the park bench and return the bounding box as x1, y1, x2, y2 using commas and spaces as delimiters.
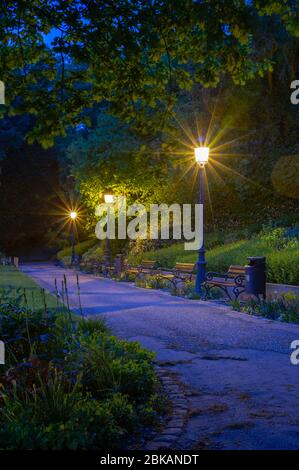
90, 259, 114, 277
204, 265, 246, 299
79, 260, 96, 273
81, 259, 118, 277
123, 260, 158, 279
156, 262, 195, 289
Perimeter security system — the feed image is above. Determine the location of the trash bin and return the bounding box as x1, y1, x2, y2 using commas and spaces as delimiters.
245, 256, 266, 300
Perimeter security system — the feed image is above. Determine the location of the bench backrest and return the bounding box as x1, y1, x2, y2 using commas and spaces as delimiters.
174, 262, 195, 273
140, 260, 157, 269
227, 265, 245, 278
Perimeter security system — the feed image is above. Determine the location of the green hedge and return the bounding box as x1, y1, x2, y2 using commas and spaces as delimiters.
267, 250, 299, 285
57, 239, 98, 260
127, 239, 299, 285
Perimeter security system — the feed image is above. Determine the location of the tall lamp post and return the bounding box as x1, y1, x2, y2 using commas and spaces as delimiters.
194, 146, 210, 295
104, 194, 115, 276
70, 211, 77, 265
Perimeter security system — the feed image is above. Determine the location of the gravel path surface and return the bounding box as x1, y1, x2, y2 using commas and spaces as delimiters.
21, 263, 299, 450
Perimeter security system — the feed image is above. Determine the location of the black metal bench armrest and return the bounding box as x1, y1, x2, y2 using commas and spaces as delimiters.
233, 274, 245, 287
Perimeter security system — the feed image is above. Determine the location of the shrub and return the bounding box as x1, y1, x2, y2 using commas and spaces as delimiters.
0, 301, 61, 364
57, 239, 98, 261
267, 249, 299, 285
77, 317, 108, 336
229, 299, 242, 311
134, 276, 147, 288
173, 280, 195, 298
68, 333, 156, 402
81, 239, 127, 266
153, 277, 173, 291
119, 271, 136, 282
146, 275, 168, 290
82, 243, 105, 263
203, 286, 224, 300
0, 298, 162, 450
259, 223, 298, 251
259, 225, 287, 250
230, 293, 299, 323
60, 255, 72, 267
0, 375, 129, 449
127, 238, 176, 259
144, 275, 160, 289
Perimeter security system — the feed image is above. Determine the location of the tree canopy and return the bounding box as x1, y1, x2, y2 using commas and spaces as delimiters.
0, 1, 298, 253
1, 0, 299, 145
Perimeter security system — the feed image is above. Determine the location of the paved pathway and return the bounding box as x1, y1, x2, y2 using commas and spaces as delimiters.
21, 263, 299, 450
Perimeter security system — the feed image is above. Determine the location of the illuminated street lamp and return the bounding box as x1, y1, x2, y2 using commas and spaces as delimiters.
104, 194, 115, 276
195, 147, 209, 166
194, 146, 210, 295
104, 194, 115, 204
70, 211, 77, 265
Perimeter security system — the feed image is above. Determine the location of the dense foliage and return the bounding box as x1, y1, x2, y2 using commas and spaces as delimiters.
0, 1, 298, 252
56, 238, 97, 261
127, 226, 299, 285
2, 1, 299, 145
0, 296, 162, 449
230, 292, 299, 323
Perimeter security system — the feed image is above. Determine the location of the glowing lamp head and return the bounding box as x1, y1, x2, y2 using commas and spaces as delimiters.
104, 194, 115, 204
194, 147, 209, 166
70, 211, 77, 220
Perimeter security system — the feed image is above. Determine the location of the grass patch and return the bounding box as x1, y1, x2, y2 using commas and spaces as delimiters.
127, 238, 299, 285
0, 265, 59, 310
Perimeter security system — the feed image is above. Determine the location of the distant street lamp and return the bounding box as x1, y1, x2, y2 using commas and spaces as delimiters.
104, 194, 115, 276
70, 211, 77, 265
194, 146, 210, 295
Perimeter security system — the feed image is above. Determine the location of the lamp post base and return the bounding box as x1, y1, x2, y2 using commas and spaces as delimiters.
195, 251, 206, 295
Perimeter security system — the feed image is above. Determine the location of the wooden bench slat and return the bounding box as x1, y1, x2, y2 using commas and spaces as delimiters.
156, 262, 195, 290
123, 259, 158, 279
228, 265, 246, 274
174, 263, 195, 272
141, 261, 156, 268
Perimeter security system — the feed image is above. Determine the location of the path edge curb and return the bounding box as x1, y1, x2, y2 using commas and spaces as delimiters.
145, 367, 187, 450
